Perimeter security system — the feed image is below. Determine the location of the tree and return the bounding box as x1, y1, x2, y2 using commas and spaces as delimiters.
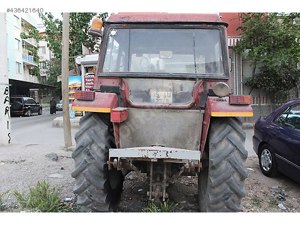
42, 59, 62, 98
39, 12, 108, 94
39, 12, 108, 60
235, 13, 300, 104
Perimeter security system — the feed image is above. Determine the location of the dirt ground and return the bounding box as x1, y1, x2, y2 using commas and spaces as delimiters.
117, 156, 300, 212
0, 144, 299, 212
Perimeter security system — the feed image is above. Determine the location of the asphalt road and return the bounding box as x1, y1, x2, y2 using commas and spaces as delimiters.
245, 128, 256, 157
10, 109, 78, 146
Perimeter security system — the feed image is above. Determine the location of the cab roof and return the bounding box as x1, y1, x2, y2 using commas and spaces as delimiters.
107, 12, 227, 26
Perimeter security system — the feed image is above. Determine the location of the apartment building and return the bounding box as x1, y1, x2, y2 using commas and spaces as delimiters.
37, 24, 55, 83
5, 13, 53, 103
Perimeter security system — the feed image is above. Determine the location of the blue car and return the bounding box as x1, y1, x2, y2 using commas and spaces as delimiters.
253, 99, 300, 183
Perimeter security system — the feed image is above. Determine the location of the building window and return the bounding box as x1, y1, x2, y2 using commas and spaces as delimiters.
40, 46, 46, 54
39, 61, 47, 69
14, 15, 19, 27
15, 38, 20, 51
16, 62, 21, 74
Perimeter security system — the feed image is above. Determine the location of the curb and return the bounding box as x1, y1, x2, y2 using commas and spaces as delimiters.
52, 116, 81, 128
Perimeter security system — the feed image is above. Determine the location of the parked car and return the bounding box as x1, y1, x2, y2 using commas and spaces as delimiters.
56, 100, 63, 111
253, 99, 300, 183
10, 97, 42, 117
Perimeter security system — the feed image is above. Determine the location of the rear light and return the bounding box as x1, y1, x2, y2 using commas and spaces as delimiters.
74, 91, 95, 101
229, 95, 252, 105
111, 107, 128, 123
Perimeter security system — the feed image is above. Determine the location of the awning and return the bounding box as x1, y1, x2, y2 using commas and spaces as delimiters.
9, 79, 56, 89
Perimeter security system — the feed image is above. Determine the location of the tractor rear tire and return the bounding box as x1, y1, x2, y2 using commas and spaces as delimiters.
71, 113, 124, 212
198, 118, 248, 212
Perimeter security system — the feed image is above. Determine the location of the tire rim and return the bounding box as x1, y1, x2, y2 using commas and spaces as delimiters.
260, 148, 272, 172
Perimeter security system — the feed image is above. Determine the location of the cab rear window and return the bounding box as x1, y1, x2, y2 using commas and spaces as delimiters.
103, 28, 225, 76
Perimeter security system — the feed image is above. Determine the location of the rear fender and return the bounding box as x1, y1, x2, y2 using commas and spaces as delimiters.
72, 92, 118, 113
200, 96, 253, 152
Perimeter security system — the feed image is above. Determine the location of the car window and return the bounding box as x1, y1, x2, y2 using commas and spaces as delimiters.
275, 104, 300, 130
25, 99, 36, 104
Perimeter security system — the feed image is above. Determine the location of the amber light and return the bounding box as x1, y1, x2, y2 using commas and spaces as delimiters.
74, 91, 95, 101
229, 95, 252, 105
88, 18, 103, 36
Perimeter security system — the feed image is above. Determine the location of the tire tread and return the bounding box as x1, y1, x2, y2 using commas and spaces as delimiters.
199, 118, 247, 212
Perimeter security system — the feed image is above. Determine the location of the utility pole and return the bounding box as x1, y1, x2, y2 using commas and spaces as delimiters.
0, 13, 11, 146
62, 13, 72, 149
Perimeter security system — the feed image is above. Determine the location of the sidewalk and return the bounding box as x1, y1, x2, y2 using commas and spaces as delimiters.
0, 143, 75, 207
52, 116, 81, 128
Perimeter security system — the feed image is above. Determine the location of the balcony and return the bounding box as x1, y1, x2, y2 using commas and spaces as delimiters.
22, 53, 38, 67
22, 38, 38, 48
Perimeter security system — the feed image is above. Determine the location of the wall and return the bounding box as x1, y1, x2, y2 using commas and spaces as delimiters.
0, 13, 11, 145
6, 13, 23, 81
220, 13, 242, 37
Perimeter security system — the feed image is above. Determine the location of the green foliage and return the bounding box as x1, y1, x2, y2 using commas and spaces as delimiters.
20, 24, 41, 77
0, 191, 9, 211
268, 195, 279, 208
251, 195, 263, 207
39, 12, 62, 59
13, 181, 76, 212
20, 23, 43, 42
235, 13, 300, 101
244, 65, 300, 93
144, 200, 177, 212
38, 12, 108, 90
42, 59, 62, 97
39, 12, 108, 60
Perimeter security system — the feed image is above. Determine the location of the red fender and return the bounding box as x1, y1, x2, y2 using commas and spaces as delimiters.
200, 96, 253, 152
72, 92, 118, 113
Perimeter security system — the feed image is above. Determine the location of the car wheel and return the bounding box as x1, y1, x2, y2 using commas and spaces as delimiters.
38, 108, 42, 115
259, 144, 278, 177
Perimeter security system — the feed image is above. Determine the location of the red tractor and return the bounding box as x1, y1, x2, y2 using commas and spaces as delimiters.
71, 13, 253, 212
